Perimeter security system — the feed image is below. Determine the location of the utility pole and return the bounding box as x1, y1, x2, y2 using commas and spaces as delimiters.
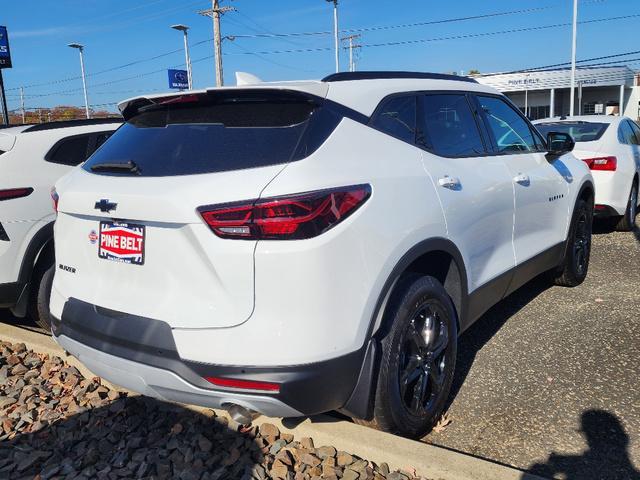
326, 0, 339, 72
20, 86, 25, 123
341, 34, 361, 72
68, 43, 90, 119
0, 71, 8, 125
569, 0, 578, 116
198, 0, 235, 87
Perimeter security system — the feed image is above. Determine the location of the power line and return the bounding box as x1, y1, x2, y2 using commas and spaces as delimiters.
4, 0, 611, 92
227, 0, 608, 40
494, 50, 640, 75
223, 13, 640, 56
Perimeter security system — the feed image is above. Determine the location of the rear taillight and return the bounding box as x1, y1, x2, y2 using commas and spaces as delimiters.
205, 376, 280, 393
0, 187, 33, 201
582, 156, 617, 171
198, 184, 371, 240
51, 188, 59, 213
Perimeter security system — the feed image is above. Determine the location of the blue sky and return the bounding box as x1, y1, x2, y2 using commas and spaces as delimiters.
2, 0, 638, 113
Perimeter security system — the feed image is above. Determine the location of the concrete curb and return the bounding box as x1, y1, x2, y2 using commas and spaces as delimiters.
0, 319, 545, 480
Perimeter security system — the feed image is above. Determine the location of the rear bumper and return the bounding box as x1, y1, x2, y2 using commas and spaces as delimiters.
51, 298, 367, 417
0, 281, 23, 308
593, 204, 620, 218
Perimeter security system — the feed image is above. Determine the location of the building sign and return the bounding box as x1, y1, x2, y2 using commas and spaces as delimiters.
168, 69, 188, 89
477, 66, 634, 92
0, 26, 12, 69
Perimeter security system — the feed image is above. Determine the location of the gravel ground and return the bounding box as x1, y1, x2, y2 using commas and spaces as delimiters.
0, 341, 427, 480
424, 225, 640, 479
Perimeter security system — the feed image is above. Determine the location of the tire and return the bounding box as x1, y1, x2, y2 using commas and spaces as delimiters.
615, 181, 638, 232
553, 197, 593, 287
27, 264, 54, 331
363, 275, 457, 438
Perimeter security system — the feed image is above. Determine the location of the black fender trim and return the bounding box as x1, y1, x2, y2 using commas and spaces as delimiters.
340, 237, 468, 419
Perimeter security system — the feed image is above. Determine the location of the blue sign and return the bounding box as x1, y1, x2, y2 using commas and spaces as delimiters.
0, 26, 12, 69
168, 69, 188, 89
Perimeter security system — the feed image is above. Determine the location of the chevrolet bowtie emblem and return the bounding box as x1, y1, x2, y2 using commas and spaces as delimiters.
94, 199, 117, 213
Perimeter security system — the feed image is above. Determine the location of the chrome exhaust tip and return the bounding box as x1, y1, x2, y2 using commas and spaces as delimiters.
224, 403, 257, 425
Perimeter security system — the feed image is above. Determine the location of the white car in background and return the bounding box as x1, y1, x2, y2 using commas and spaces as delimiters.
535, 116, 640, 231
0, 119, 120, 329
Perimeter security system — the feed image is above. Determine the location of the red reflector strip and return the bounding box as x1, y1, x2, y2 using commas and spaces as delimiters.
205, 376, 281, 393
582, 156, 617, 171
594, 204, 607, 211
0, 187, 34, 201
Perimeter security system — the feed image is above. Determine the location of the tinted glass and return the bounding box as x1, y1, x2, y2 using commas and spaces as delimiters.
535, 122, 609, 143
47, 134, 92, 166
91, 131, 114, 154
84, 94, 326, 177
478, 96, 538, 153
621, 121, 639, 145
420, 94, 485, 157
370, 96, 416, 144
630, 121, 640, 144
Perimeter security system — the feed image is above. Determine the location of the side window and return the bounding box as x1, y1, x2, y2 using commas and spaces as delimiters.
477, 95, 538, 153
620, 121, 639, 145
88, 131, 114, 157
45, 134, 93, 166
630, 121, 640, 145
370, 96, 417, 145
419, 94, 485, 157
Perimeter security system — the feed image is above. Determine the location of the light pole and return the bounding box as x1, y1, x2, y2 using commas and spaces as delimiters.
569, 0, 578, 116
171, 24, 193, 89
326, 0, 339, 72
68, 43, 90, 119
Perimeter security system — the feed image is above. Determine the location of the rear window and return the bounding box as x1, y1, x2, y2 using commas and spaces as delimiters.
84, 92, 337, 177
535, 122, 609, 143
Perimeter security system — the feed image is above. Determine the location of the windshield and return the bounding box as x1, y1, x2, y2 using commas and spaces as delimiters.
83, 91, 337, 177
535, 122, 609, 143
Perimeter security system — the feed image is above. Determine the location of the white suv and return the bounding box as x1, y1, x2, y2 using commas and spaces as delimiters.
0, 119, 120, 329
535, 115, 640, 231
50, 72, 594, 438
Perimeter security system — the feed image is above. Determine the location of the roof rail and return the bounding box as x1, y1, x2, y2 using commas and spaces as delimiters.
322, 71, 478, 83
22, 117, 122, 133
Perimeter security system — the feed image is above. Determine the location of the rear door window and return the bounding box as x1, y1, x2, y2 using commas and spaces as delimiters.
46, 131, 115, 166
419, 94, 485, 157
369, 95, 417, 145
46, 134, 93, 166
477, 95, 540, 154
84, 92, 335, 177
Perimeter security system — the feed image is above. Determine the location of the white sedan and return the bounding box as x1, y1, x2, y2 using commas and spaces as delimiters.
535, 115, 640, 231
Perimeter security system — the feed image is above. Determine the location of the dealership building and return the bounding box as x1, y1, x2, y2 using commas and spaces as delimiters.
475, 66, 640, 121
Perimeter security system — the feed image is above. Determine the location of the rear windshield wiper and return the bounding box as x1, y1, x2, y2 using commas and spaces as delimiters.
91, 160, 141, 175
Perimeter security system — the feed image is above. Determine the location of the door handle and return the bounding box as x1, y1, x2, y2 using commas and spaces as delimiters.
513, 173, 530, 185
438, 176, 461, 190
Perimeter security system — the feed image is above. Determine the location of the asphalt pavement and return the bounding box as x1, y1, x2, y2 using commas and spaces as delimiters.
1, 223, 639, 479
425, 224, 640, 479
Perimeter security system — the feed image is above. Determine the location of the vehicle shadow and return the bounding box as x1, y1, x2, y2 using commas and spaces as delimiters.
523, 410, 640, 480
0, 395, 265, 479
446, 274, 551, 412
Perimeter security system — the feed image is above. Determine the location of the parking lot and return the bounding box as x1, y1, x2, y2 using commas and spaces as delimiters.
425, 224, 640, 479
2, 224, 639, 479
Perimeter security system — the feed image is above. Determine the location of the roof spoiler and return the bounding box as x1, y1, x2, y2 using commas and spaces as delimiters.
235, 71, 263, 86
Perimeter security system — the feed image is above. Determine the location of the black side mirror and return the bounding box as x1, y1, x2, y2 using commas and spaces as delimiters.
546, 132, 575, 157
